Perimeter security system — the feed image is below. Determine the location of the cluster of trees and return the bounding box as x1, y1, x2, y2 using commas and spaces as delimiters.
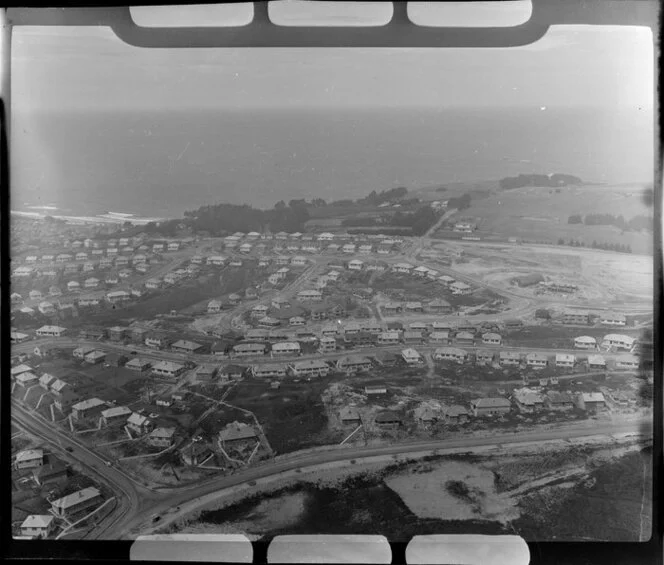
500, 173, 582, 190
342, 206, 439, 236
557, 238, 632, 253
446, 193, 472, 210
568, 213, 652, 232
357, 186, 408, 206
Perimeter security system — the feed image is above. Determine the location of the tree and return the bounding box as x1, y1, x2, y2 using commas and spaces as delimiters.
557, 238, 565, 245
568, 214, 583, 224
274, 200, 286, 210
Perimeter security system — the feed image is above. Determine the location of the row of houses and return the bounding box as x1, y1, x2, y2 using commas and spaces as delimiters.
390, 263, 473, 295
562, 311, 628, 327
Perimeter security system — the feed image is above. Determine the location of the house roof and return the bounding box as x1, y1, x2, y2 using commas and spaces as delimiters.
72, 398, 106, 412
472, 397, 511, 408
375, 410, 403, 423
21, 515, 55, 529
152, 360, 186, 372
126, 357, 152, 368
15, 449, 43, 463
292, 359, 329, 370
150, 427, 176, 439
582, 392, 606, 403
221, 364, 246, 374
575, 335, 597, 343
339, 406, 360, 420
101, 406, 132, 419
219, 421, 258, 442
546, 391, 573, 404
442, 405, 469, 417
171, 340, 202, 350
127, 412, 150, 426
51, 487, 101, 510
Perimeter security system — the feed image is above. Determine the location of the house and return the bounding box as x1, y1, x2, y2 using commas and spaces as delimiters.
291, 256, 307, 267
599, 312, 626, 326
291, 359, 331, 377
576, 392, 606, 413
393, 263, 414, 274
13, 266, 35, 277
220, 364, 246, 380
413, 266, 430, 278
455, 331, 475, 346
196, 365, 218, 381
106, 326, 126, 342
427, 298, 452, 314
67, 280, 81, 292
116, 256, 130, 267
348, 259, 364, 271
470, 397, 512, 417
73, 346, 95, 360
14, 449, 44, 470
513, 388, 545, 413
171, 340, 203, 354
482, 333, 502, 346
339, 406, 361, 425
361, 321, 383, 334
374, 410, 403, 429
101, 406, 133, 426
499, 351, 521, 366
555, 353, 576, 368
371, 350, 397, 367
56, 253, 72, 263
414, 405, 439, 425
450, 281, 472, 295
343, 321, 362, 335
229, 259, 243, 268
82, 261, 96, 272
337, 355, 372, 374
37, 300, 56, 315
297, 289, 323, 303
563, 311, 589, 325
50, 487, 102, 518
249, 305, 269, 319
207, 255, 227, 266
145, 334, 169, 349
38, 372, 57, 390
423, 331, 447, 346
106, 290, 131, 304
382, 302, 402, 315
365, 383, 388, 396
127, 412, 153, 435
207, 299, 223, 313
32, 461, 68, 488
526, 352, 548, 368
83, 350, 106, 365
245, 328, 270, 341
20, 515, 56, 539
602, 334, 635, 351
271, 297, 291, 310
475, 350, 495, 365
35, 325, 67, 338
318, 336, 337, 353
377, 331, 400, 345
544, 391, 575, 411
574, 336, 597, 349
125, 358, 152, 372
11, 292, 24, 304
252, 363, 288, 378
615, 354, 640, 370
258, 316, 281, 328
358, 244, 373, 255
10, 331, 30, 345
152, 361, 187, 380
71, 397, 107, 421
271, 341, 301, 356
433, 347, 467, 364
402, 331, 425, 345
232, 342, 267, 357
437, 405, 468, 424
15, 371, 39, 387
342, 243, 356, 254
29, 289, 43, 301
148, 427, 176, 448
401, 348, 423, 365
218, 421, 258, 446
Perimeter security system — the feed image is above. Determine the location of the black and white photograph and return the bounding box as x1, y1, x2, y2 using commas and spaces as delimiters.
5, 0, 657, 554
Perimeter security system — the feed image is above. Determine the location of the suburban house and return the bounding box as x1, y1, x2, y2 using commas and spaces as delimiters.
555, 353, 576, 368
105, 353, 128, 367
599, 312, 627, 326
427, 298, 452, 314
127, 412, 153, 435
318, 336, 337, 353
348, 259, 364, 271
35, 325, 67, 338
38, 372, 56, 390
20, 515, 56, 539
433, 347, 468, 364
475, 350, 495, 365
455, 331, 475, 346
374, 410, 403, 429
576, 392, 606, 413
196, 365, 218, 382
402, 331, 425, 345
414, 405, 439, 426
413, 266, 430, 278
258, 316, 281, 328
106, 290, 131, 304
441, 405, 470, 424
401, 348, 423, 365
29, 289, 43, 301
499, 351, 521, 366
232, 343, 268, 357
218, 422, 258, 447
271, 297, 291, 310
377, 331, 400, 345
145, 334, 170, 349
289, 316, 306, 326
297, 290, 323, 303
563, 311, 589, 325
207, 300, 223, 313
428, 331, 449, 345
50, 487, 102, 519
37, 301, 56, 315
470, 397, 512, 417
482, 333, 502, 345
615, 354, 640, 370
393, 263, 414, 274
66, 281, 81, 292
84, 350, 107, 364
32, 461, 68, 487
450, 281, 472, 295
574, 336, 597, 349
77, 294, 102, 307
71, 398, 107, 421
373, 351, 398, 367
251, 304, 269, 318
342, 243, 356, 254
526, 353, 548, 368
125, 358, 153, 372
252, 363, 288, 378
291, 359, 331, 377
339, 407, 362, 426
337, 355, 372, 374
101, 406, 133, 426
14, 449, 44, 470
544, 391, 575, 411
148, 427, 177, 448
404, 302, 424, 313
220, 364, 246, 380
365, 383, 388, 396
152, 361, 187, 380
513, 388, 545, 413
207, 255, 227, 266
602, 334, 635, 351
291, 256, 307, 266
171, 340, 203, 354
271, 341, 302, 356
108, 326, 128, 341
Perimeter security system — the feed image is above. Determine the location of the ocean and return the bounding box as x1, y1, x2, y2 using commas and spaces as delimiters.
10, 106, 653, 218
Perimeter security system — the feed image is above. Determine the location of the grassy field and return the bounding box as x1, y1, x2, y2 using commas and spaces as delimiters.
224, 377, 344, 454
436, 184, 653, 255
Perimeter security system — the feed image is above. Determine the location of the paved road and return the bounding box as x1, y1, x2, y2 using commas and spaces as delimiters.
112, 418, 651, 540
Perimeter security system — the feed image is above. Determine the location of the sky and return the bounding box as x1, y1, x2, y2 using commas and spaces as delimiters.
7, 2, 655, 112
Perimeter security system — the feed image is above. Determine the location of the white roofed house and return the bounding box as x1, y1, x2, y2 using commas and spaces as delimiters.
20, 515, 56, 539
239, 242, 253, 253
106, 247, 119, 256
82, 261, 96, 272
358, 244, 373, 255
433, 347, 468, 364
84, 277, 100, 289
152, 361, 187, 380
125, 357, 152, 372
401, 348, 424, 365
145, 278, 162, 290
251, 304, 269, 318
291, 255, 307, 266
404, 301, 424, 313
152, 243, 164, 253
482, 333, 502, 346
56, 253, 72, 263
450, 281, 472, 295
148, 427, 176, 448
35, 325, 67, 337
574, 335, 597, 350
602, 334, 635, 351
207, 255, 227, 266
167, 241, 180, 251
84, 350, 107, 364
66, 280, 80, 292
336, 355, 372, 374
615, 354, 640, 371
576, 392, 606, 413
127, 412, 154, 435
393, 263, 414, 274
50, 487, 102, 519
297, 289, 323, 303
252, 363, 288, 379
75, 252, 88, 262
15, 371, 39, 388
599, 312, 626, 326
73, 346, 95, 360
14, 448, 44, 470
100, 405, 132, 426
586, 354, 606, 370
413, 265, 430, 278
106, 290, 131, 304
271, 341, 301, 357
555, 353, 576, 369
29, 289, 43, 301
499, 351, 521, 366
512, 388, 545, 413
348, 259, 364, 271
342, 243, 356, 254
207, 299, 223, 313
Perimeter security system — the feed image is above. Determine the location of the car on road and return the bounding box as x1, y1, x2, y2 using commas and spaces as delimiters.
66, 447, 74, 452
105, 461, 112, 467
130, 351, 137, 355
151, 514, 161, 523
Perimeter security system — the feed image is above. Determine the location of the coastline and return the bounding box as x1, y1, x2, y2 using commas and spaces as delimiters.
10, 210, 171, 226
